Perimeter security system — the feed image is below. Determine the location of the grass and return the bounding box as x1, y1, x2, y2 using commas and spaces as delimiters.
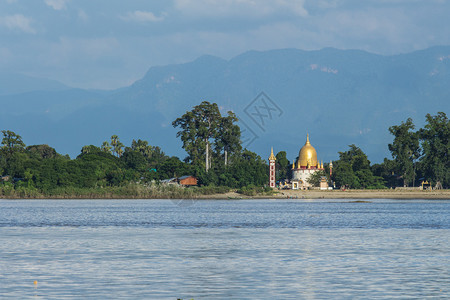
0, 182, 231, 199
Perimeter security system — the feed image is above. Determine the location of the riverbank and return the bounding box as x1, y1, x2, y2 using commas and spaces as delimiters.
200, 189, 450, 200
1, 187, 449, 200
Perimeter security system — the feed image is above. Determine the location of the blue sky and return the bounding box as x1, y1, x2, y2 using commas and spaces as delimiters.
1, 0, 449, 89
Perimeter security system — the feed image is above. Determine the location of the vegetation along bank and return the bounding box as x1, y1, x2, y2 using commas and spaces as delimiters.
1, 101, 448, 199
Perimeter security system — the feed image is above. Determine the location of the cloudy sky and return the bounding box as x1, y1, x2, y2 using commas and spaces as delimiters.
1, 0, 449, 89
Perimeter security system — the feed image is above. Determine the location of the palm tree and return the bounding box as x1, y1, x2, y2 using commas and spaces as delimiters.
115, 141, 124, 157
110, 135, 119, 157
101, 141, 112, 154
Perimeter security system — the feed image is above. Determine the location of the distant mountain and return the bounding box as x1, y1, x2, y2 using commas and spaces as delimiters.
1, 47, 449, 162
0, 72, 69, 95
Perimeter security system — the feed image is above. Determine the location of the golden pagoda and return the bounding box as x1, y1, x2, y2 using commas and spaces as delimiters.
290, 134, 324, 190
269, 134, 327, 190
297, 134, 318, 168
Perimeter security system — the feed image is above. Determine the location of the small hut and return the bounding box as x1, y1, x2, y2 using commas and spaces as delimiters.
178, 175, 198, 186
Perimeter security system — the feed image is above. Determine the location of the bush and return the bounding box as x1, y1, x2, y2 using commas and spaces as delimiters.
0, 182, 15, 196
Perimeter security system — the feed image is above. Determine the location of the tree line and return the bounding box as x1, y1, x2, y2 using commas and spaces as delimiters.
0, 101, 269, 197
1, 101, 448, 197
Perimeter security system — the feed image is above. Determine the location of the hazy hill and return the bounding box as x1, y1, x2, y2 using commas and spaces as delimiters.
0, 72, 69, 96
1, 46, 449, 162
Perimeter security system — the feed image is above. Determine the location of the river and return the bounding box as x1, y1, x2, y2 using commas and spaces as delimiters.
1, 199, 449, 299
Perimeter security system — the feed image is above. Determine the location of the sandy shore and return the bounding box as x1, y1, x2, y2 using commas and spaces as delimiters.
200, 189, 450, 200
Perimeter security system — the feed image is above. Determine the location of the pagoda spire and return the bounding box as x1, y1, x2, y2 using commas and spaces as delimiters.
268, 147, 276, 161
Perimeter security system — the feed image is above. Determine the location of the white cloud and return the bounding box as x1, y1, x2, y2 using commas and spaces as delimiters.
121, 11, 165, 23
174, 0, 308, 17
0, 14, 35, 34
1, 0, 449, 89
44, 0, 69, 11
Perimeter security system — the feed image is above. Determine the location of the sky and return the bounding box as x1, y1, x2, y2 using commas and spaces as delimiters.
1, 0, 449, 89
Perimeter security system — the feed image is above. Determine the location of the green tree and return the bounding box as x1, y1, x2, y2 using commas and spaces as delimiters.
6, 152, 28, 178
131, 139, 151, 157
81, 145, 101, 154
1, 130, 26, 176
332, 144, 384, 189
1, 130, 25, 157
419, 112, 450, 187
388, 118, 420, 187
333, 160, 359, 188
101, 141, 112, 154
307, 170, 327, 187
75, 148, 121, 187
121, 150, 147, 173
275, 151, 290, 181
158, 156, 191, 179
371, 158, 401, 188
215, 111, 241, 167
110, 135, 124, 157
172, 101, 221, 172
227, 150, 268, 188
26, 144, 57, 159
116, 145, 124, 157
130, 139, 168, 169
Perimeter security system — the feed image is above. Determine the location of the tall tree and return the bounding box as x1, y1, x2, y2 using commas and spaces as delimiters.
173, 101, 221, 172
131, 139, 151, 157
129, 139, 167, 169
419, 112, 450, 187
101, 141, 112, 154
158, 156, 191, 179
275, 151, 289, 181
227, 150, 268, 188
332, 144, 384, 189
116, 144, 124, 158
110, 135, 119, 156
1, 130, 25, 157
371, 158, 401, 188
1, 130, 26, 175
110, 135, 124, 157
388, 118, 420, 186
215, 111, 241, 167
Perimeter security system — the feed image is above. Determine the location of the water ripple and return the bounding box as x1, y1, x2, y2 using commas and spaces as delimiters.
1, 199, 449, 299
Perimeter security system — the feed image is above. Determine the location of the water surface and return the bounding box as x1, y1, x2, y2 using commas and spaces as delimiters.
1, 199, 449, 299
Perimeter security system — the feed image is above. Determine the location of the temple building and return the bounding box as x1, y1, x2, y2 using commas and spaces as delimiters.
270, 134, 330, 190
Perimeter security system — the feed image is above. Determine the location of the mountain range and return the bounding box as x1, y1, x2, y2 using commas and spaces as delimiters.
1, 46, 449, 163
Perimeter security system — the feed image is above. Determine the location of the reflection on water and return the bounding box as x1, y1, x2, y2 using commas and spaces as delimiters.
0, 199, 449, 299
